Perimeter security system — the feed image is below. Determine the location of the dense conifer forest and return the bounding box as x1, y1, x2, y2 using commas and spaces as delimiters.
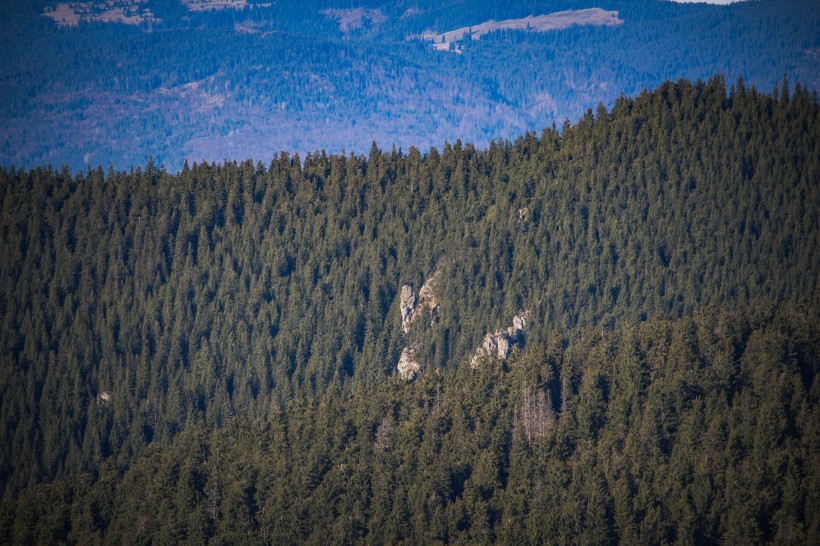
0, 77, 818, 543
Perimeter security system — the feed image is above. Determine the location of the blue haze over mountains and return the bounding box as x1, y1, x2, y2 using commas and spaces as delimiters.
0, 0, 817, 172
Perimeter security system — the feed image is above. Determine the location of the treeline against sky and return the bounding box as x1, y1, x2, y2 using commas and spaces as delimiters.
1, 0, 817, 170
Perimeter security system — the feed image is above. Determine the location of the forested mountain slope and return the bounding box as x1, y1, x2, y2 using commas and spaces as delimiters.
1, 0, 818, 170
0, 77, 817, 513
2, 304, 818, 543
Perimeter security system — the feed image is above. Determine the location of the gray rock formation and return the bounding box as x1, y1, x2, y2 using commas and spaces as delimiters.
412, 272, 440, 327
470, 310, 531, 367
397, 272, 441, 379
417, 274, 438, 305
397, 345, 422, 381
400, 285, 416, 334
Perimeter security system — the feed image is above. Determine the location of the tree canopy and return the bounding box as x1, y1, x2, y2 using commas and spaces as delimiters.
0, 77, 817, 543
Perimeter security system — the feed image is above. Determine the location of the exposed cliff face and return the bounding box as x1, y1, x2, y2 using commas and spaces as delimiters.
397, 272, 441, 379
397, 344, 421, 381
399, 271, 531, 377
470, 310, 530, 367
402, 273, 440, 331
416, 273, 439, 311
400, 285, 416, 334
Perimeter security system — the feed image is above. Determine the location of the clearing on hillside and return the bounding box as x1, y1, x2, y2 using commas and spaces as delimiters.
420, 8, 623, 52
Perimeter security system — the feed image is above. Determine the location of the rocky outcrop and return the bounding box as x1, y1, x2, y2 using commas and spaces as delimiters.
400, 285, 416, 333
397, 344, 422, 381
414, 274, 440, 325
417, 274, 438, 307
397, 272, 441, 379
399, 269, 532, 375
401, 273, 440, 334
470, 310, 530, 367
512, 312, 528, 332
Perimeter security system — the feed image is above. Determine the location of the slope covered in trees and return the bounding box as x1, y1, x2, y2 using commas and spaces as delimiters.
0, 77, 818, 542
2, 304, 818, 543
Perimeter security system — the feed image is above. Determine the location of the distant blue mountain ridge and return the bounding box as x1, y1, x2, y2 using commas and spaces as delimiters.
0, 0, 817, 171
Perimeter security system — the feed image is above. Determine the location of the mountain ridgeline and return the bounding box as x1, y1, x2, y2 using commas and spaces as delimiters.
0, 78, 818, 543
2, 0, 818, 171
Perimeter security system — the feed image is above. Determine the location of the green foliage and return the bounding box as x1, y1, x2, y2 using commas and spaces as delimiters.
3, 304, 818, 544
0, 78, 817, 542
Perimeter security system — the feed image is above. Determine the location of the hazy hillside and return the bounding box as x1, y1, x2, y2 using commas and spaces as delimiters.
0, 0, 818, 171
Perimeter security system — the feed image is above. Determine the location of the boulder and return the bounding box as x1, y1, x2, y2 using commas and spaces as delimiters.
418, 274, 437, 302
470, 309, 530, 367
413, 272, 440, 326
512, 311, 529, 331
397, 345, 421, 381
496, 335, 511, 359
482, 332, 498, 353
